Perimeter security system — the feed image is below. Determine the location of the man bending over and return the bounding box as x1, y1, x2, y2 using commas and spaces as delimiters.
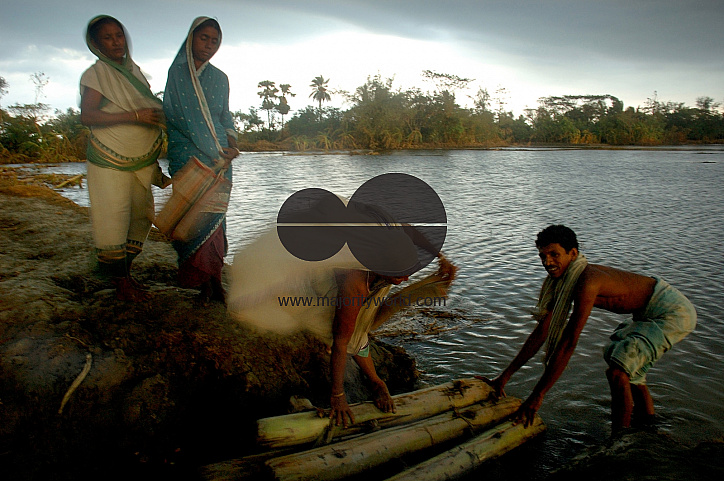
483, 224, 696, 432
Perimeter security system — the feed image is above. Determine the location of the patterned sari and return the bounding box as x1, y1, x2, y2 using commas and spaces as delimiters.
163, 16, 237, 288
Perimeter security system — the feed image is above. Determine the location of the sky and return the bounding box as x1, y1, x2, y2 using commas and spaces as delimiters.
1, 0, 723, 120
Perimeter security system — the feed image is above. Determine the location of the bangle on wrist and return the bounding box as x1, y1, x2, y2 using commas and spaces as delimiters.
332, 391, 345, 398
134, 110, 139, 121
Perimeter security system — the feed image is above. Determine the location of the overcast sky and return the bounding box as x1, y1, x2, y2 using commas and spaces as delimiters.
1, 0, 722, 118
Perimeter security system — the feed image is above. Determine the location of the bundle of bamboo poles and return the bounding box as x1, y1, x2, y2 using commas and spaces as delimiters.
256, 377, 496, 449
200, 378, 546, 481
384, 416, 546, 481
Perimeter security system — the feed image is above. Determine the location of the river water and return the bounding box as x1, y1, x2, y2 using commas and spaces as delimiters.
34, 146, 724, 476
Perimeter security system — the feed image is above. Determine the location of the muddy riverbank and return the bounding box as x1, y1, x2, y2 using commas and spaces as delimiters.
0, 184, 417, 480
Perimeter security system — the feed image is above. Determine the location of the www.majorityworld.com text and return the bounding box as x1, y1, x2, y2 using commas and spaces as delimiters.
277, 295, 446, 308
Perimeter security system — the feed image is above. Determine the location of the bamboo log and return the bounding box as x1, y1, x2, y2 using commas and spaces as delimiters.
199, 450, 287, 481
55, 174, 83, 189
265, 397, 522, 481
256, 378, 495, 449
384, 416, 546, 481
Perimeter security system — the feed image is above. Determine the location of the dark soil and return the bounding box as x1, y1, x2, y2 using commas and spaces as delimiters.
0, 185, 417, 480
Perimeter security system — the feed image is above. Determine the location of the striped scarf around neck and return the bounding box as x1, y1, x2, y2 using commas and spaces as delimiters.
533, 254, 588, 364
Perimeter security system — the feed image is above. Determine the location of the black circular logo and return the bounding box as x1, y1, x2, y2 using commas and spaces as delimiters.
277, 173, 446, 276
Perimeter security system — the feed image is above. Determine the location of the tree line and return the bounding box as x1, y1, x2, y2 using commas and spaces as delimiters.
2, 71, 723, 164
1, 73, 88, 164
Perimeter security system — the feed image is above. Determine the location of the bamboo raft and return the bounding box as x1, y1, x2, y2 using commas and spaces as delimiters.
201, 378, 546, 480
256, 377, 497, 449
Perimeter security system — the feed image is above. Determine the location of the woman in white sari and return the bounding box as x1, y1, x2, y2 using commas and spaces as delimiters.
80, 15, 167, 301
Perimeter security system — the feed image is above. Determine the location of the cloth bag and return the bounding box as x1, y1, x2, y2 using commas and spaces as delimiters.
154, 156, 229, 241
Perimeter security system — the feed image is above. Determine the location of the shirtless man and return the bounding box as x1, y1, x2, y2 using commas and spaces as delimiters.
483, 225, 696, 432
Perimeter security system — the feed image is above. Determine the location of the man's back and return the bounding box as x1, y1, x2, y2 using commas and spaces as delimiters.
580, 264, 657, 315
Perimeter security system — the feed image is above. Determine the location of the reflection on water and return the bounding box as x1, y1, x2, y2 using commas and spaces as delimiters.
38, 147, 724, 473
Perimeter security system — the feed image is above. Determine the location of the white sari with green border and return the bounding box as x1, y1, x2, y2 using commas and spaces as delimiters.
80, 15, 163, 171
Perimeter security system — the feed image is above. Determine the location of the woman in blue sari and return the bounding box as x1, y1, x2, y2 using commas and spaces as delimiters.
163, 17, 239, 303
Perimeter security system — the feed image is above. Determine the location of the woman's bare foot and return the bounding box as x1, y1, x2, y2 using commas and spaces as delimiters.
210, 278, 226, 303
197, 280, 213, 305
114, 277, 151, 302
129, 276, 150, 291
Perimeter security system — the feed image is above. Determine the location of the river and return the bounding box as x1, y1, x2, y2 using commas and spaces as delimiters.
32, 146, 724, 477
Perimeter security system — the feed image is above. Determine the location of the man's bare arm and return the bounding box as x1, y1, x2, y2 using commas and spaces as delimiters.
516, 276, 599, 426
482, 312, 551, 396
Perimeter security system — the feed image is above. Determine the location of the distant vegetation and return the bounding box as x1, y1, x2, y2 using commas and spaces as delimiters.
2, 71, 723, 164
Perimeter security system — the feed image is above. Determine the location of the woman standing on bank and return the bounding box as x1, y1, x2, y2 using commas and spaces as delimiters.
163, 16, 239, 303
80, 15, 166, 301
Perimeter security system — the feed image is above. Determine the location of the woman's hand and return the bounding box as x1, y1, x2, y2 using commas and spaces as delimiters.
81, 88, 163, 128
226, 133, 239, 150
219, 146, 239, 167
330, 393, 355, 428
220, 133, 240, 166
134, 108, 163, 126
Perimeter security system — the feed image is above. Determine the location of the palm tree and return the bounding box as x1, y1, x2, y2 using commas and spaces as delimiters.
276, 84, 295, 129
280, 83, 295, 99
309, 75, 331, 122
257, 80, 279, 130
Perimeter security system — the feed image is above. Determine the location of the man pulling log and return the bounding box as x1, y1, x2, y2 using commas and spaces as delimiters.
481, 225, 696, 433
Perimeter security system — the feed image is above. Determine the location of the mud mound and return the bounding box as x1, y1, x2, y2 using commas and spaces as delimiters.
0, 189, 418, 480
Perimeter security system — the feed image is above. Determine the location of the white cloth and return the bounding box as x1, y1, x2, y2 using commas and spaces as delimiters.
228, 227, 394, 354
86, 161, 156, 249
80, 61, 163, 161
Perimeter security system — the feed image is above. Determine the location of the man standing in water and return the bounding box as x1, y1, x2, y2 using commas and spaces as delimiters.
483, 225, 696, 432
